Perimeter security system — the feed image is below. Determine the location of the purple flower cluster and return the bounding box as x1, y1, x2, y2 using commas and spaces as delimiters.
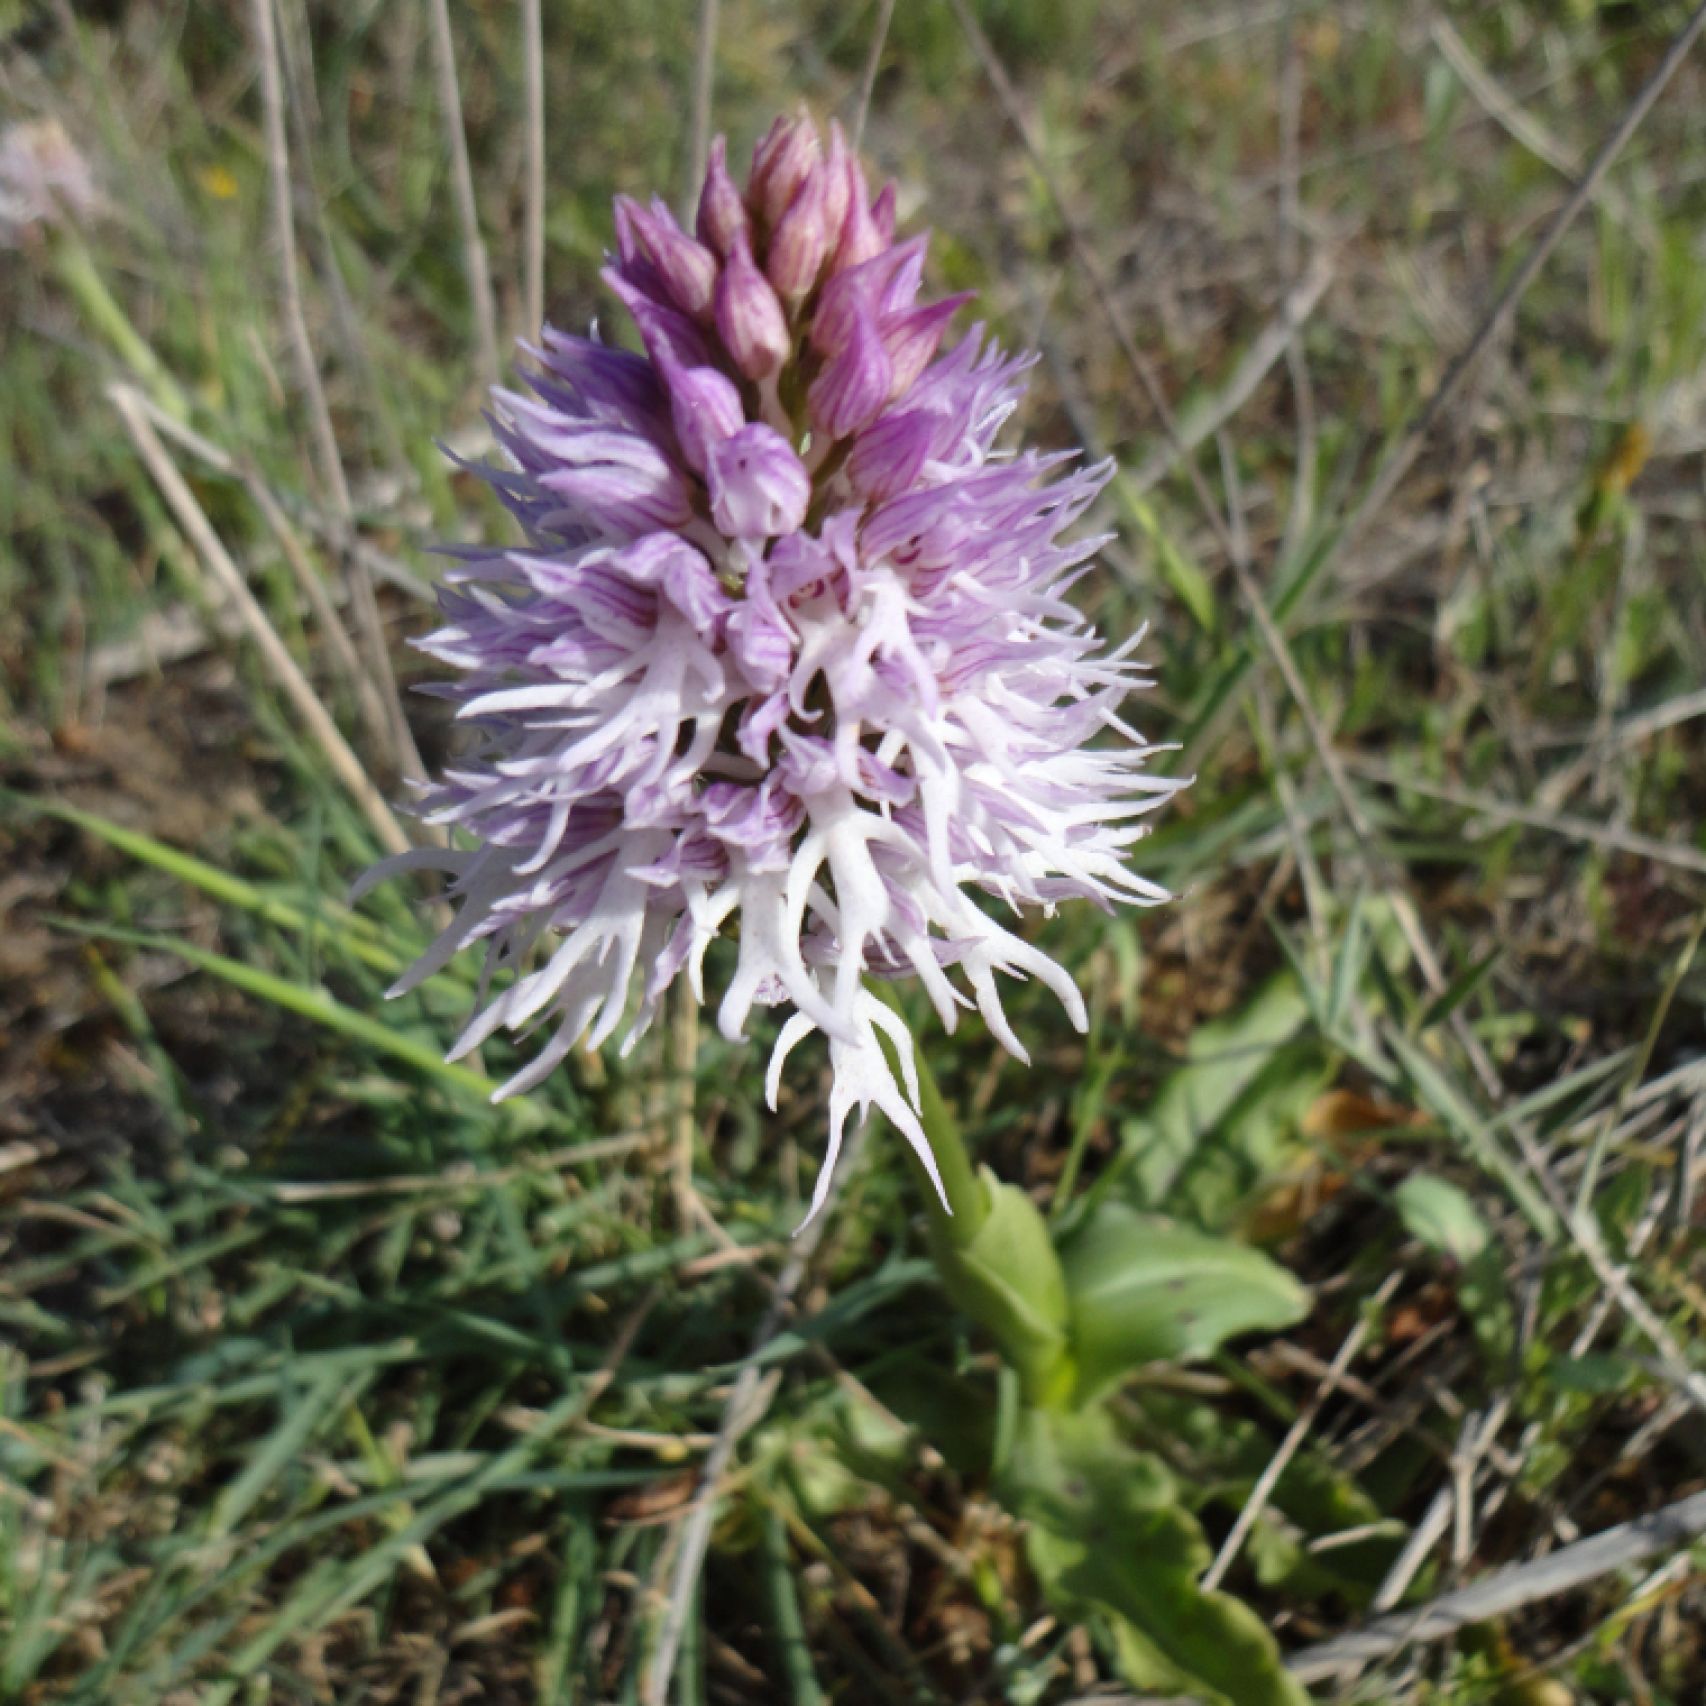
366, 114, 1182, 1221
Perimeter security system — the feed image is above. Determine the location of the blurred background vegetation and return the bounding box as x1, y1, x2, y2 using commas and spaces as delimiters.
3, 0, 1706, 1700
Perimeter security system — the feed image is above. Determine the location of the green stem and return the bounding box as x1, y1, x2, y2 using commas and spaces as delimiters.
53, 232, 192, 421
869, 985, 1076, 1408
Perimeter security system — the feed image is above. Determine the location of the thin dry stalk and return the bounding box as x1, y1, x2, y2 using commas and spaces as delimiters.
130, 391, 438, 608
253, 0, 347, 515
683, 0, 719, 222
109, 383, 410, 859
1372, 1394, 1515, 1612
1290, 1489, 1706, 1685
1341, 755, 1706, 878
1125, 253, 1333, 497
1277, 2, 1318, 566
123, 384, 436, 601
109, 384, 387, 736
521, 0, 546, 336
1204, 1273, 1401, 1592
250, 477, 390, 736
279, 0, 410, 481
253, 0, 421, 779
851, 0, 896, 150
427, 0, 501, 385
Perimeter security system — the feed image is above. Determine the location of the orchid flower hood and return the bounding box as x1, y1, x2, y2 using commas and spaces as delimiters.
362, 114, 1183, 1223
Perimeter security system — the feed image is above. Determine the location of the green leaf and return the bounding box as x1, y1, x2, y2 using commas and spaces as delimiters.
1416, 945, 1503, 1034
1061, 1204, 1309, 1404
1541, 1351, 1638, 1395
933, 1169, 1072, 1406
1394, 1173, 1490, 1263
999, 1406, 1311, 1706
1116, 971, 1319, 1212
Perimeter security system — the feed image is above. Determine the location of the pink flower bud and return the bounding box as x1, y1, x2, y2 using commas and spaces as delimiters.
614, 195, 718, 320
883, 294, 973, 397
749, 111, 820, 231
714, 230, 791, 380
603, 268, 715, 371
696, 136, 750, 257
807, 295, 892, 440
811, 238, 927, 358
820, 124, 853, 244
830, 160, 887, 273
871, 181, 897, 245
766, 168, 833, 301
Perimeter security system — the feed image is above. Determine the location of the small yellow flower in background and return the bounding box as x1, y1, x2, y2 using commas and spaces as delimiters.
196, 163, 240, 201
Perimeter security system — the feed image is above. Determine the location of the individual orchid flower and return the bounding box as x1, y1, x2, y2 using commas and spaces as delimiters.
361, 113, 1183, 1223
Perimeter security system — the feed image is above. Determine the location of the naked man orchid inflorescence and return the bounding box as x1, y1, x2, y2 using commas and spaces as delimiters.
0, 120, 97, 249
363, 112, 1184, 1223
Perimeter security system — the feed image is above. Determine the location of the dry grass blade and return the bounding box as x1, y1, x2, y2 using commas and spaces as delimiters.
1290, 1489, 1706, 1684
1336, 0, 1706, 572
1125, 253, 1334, 497
128, 389, 435, 607
252, 0, 346, 520
1203, 1273, 1401, 1592
1429, 13, 1637, 229
1372, 1394, 1515, 1613
109, 383, 411, 858
1343, 755, 1706, 878
521, 0, 547, 337
427, 0, 501, 387
851, 0, 896, 150
684, 0, 720, 222
253, 0, 422, 780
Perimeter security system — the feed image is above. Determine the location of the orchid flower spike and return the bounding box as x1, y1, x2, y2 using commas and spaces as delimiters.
0, 120, 97, 250
361, 113, 1185, 1226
